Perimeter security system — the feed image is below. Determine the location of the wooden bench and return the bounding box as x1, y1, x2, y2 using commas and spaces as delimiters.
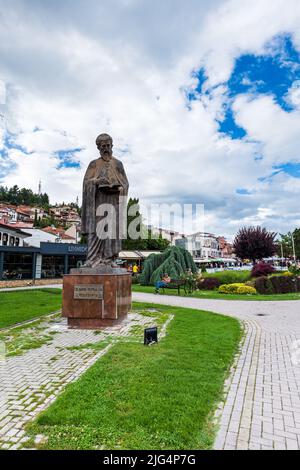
161, 279, 187, 295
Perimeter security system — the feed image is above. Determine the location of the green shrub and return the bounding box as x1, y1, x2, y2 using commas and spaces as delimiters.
289, 265, 300, 276
270, 275, 298, 294
254, 276, 274, 295
131, 274, 140, 284
203, 270, 251, 285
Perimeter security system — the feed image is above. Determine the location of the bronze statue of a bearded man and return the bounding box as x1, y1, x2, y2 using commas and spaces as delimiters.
81, 134, 129, 268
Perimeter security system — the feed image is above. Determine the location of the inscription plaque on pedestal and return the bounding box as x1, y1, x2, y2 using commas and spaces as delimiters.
74, 285, 103, 300
63, 273, 132, 328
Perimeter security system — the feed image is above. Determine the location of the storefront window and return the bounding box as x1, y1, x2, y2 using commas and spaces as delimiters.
68, 255, 86, 272
3, 253, 33, 279
9, 236, 15, 246
41, 256, 64, 278
2, 233, 8, 246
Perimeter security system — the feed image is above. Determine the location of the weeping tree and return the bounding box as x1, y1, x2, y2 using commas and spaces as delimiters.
139, 246, 197, 285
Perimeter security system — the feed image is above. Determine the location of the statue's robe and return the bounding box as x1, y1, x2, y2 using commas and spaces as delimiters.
81, 156, 129, 265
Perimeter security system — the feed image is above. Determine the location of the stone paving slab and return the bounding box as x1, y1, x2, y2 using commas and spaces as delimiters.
133, 292, 300, 450
0, 309, 169, 449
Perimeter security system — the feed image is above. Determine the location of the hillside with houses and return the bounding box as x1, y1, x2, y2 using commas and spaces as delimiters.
0, 185, 81, 248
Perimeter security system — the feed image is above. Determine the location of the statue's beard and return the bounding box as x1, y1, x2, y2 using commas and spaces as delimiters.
101, 151, 112, 161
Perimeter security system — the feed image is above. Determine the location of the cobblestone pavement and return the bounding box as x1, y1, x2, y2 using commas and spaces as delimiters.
0, 309, 167, 449
133, 292, 300, 450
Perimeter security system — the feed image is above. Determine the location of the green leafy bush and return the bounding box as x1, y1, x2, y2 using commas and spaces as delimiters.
255, 275, 300, 294
204, 270, 251, 285
270, 275, 298, 294
131, 274, 140, 285
254, 276, 274, 295
289, 265, 300, 276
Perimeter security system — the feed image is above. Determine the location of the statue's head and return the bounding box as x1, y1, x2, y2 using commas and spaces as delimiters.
96, 133, 113, 159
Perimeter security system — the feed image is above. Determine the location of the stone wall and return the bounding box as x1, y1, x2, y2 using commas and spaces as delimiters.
0, 278, 63, 289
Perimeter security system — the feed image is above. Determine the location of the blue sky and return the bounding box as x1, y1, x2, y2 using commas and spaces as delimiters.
1, 0, 300, 237
191, 34, 300, 143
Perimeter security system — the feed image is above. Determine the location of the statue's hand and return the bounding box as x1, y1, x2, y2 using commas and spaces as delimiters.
91, 177, 100, 184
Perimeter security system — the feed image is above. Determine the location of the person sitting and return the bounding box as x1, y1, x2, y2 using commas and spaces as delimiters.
155, 273, 171, 293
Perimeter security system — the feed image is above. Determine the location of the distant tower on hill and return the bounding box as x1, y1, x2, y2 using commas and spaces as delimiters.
76, 195, 79, 206
38, 180, 42, 195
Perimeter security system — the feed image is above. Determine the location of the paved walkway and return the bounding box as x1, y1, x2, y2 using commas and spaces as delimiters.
0, 309, 167, 449
0, 284, 62, 292
133, 292, 300, 450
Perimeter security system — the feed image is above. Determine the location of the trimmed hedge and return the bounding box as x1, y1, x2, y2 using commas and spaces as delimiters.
203, 270, 251, 285
255, 275, 300, 294
270, 275, 299, 294
254, 276, 274, 295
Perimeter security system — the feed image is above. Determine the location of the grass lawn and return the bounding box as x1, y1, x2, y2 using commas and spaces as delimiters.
0, 289, 62, 328
132, 284, 300, 301
27, 302, 241, 450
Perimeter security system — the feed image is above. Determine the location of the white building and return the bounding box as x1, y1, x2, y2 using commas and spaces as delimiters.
21, 228, 59, 248
176, 232, 221, 259
147, 225, 183, 245
0, 223, 31, 247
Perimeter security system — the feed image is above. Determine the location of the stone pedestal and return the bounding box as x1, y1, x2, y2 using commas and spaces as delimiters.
62, 267, 132, 329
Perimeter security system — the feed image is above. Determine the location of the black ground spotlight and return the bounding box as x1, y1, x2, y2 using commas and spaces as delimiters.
144, 327, 158, 345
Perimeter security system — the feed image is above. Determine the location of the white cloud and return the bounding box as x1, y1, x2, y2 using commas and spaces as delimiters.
233, 94, 300, 164
0, 0, 300, 237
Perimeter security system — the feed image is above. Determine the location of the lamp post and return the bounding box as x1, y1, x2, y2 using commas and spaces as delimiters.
291, 233, 296, 265
280, 243, 284, 267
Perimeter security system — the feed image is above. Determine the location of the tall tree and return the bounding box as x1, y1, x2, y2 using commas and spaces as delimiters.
0, 184, 50, 208
122, 198, 170, 251
277, 229, 300, 259
233, 226, 277, 264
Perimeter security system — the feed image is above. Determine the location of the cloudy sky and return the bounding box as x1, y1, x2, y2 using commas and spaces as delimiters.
1, 0, 300, 239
